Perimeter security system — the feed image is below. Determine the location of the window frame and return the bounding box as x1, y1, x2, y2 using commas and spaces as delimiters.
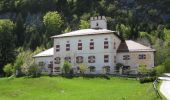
66, 44, 70, 51
78, 42, 82, 50
139, 54, 146, 59
88, 56, 95, 63
54, 57, 61, 64
56, 45, 60, 52
65, 57, 71, 63
104, 41, 109, 49
89, 66, 95, 72
89, 42, 94, 50
104, 55, 109, 63
123, 55, 130, 60
76, 56, 83, 63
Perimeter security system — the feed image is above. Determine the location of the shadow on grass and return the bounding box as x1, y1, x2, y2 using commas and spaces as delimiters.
61, 74, 111, 80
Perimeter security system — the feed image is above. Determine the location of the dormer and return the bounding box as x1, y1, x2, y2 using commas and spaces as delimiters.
90, 16, 107, 29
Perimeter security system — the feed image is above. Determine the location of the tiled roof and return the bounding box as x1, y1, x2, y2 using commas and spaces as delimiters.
51, 29, 116, 38
33, 48, 53, 58
117, 40, 155, 52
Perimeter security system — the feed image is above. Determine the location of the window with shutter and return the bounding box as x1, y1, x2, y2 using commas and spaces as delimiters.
88, 56, 95, 63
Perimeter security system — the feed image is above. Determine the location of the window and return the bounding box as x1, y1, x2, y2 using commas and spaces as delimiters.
56, 45, 60, 52
104, 41, 109, 49
88, 56, 95, 63
48, 61, 53, 68
103, 66, 110, 73
66, 44, 70, 51
139, 54, 146, 59
104, 55, 109, 63
65, 57, 71, 63
54, 67, 60, 72
76, 56, 83, 63
114, 56, 116, 63
54, 57, 60, 64
90, 42, 94, 50
114, 42, 116, 49
123, 55, 130, 60
39, 62, 45, 66
89, 66, 95, 72
78, 42, 82, 50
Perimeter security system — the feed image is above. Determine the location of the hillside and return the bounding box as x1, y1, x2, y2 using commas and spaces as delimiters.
0, 0, 170, 75
0, 0, 170, 49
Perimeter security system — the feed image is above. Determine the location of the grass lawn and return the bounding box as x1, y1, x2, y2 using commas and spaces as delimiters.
0, 76, 164, 100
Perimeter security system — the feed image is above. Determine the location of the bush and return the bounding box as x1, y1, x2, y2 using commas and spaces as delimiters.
138, 64, 148, 75
139, 77, 157, 83
164, 58, 170, 72
3, 64, 13, 77
79, 63, 87, 74
62, 61, 71, 74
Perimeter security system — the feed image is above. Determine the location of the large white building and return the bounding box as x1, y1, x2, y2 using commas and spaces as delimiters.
33, 16, 155, 75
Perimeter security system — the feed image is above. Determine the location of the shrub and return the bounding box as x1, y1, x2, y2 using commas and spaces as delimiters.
29, 62, 40, 77
116, 63, 124, 73
164, 58, 170, 72
3, 64, 13, 77
79, 63, 87, 74
139, 77, 157, 83
138, 64, 148, 75
155, 65, 165, 75
62, 61, 71, 74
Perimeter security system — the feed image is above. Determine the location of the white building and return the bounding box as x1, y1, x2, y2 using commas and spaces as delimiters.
33, 16, 155, 75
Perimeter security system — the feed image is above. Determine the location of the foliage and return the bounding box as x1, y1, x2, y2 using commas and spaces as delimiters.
64, 26, 72, 33
79, 20, 90, 29
163, 58, 170, 73
154, 65, 165, 75
0, 0, 170, 76
138, 64, 148, 75
79, 63, 88, 74
43, 11, 63, 36
116, 63, 124, 71
0, 19, 16, 75
153, 39, 170, 65
28, 62, 40, 77
62, 61, 71, 74
139, 77, 157, 84
13, 47, 44, 77
3, 64, 13, 77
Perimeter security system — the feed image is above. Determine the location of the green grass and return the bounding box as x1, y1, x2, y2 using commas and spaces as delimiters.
0, 76, 164, 100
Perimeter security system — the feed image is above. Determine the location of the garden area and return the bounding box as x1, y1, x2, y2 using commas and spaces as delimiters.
0, 76, 164, 100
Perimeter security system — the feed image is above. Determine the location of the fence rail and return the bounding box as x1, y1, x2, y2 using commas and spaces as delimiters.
153, 79, 162, 98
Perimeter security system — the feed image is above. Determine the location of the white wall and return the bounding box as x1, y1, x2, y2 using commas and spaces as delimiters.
53, 33, 121, 74
117, 52, 155, 74
34, 56, 53, 74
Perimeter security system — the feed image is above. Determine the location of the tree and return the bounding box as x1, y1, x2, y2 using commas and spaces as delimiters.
79, 20, 90, 29
3, 63, 13, 77
43, 11, 63, 36
43, 11, 63, 48
164, 58, 170, 73
0, 19, 16, 76
62, 61, 71, 74
15, 13, 25, 47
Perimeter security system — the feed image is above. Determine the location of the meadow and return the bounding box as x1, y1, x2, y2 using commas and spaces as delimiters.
0, 76, 164, 100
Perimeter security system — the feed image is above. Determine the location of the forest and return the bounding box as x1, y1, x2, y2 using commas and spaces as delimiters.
0, 0, 170, 76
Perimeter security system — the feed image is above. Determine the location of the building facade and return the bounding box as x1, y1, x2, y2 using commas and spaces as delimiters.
33, 16, 155, 75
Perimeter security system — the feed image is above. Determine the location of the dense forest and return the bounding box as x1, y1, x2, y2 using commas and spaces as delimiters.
0, 0, 170, 76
